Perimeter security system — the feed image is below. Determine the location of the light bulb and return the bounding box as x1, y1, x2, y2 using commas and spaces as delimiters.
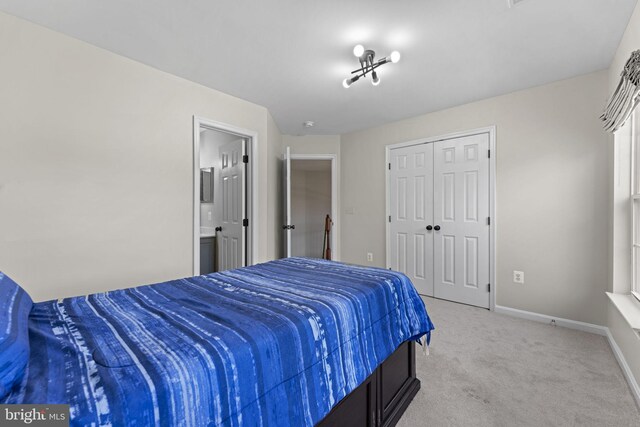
343, 74, 360, 88
372, 72, 380, 86
390, 51, 401, 63
353, 44, 365, 57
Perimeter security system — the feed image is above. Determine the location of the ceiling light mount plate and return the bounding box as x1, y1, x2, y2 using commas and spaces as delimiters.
507, 0, 526, 8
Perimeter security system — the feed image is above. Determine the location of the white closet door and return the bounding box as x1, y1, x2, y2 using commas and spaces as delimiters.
433, 133, 490, 308
219, 138, 245, 271
389, 143, 434, 296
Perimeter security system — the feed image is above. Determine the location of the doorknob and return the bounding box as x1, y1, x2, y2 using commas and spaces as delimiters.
434, 225, 441, 231
215, 226, 222, 232
426, 225, 433, 231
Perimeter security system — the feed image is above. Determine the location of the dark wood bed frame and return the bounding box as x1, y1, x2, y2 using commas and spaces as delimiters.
316, 341, 419, 427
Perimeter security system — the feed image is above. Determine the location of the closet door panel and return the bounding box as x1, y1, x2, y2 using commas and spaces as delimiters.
433, 134, 490, 308
389, 144, 434, 296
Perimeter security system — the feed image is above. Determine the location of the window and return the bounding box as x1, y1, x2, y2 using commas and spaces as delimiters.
609, 105, 640, 332
631, 107, 640, 299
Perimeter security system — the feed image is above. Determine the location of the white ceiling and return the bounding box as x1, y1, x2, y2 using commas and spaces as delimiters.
0, 0, 636, 135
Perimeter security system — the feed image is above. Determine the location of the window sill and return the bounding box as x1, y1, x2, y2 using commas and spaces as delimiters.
607, 292, 640, 331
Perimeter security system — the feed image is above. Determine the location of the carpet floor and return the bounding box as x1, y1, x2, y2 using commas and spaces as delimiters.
397, 297, 640, 427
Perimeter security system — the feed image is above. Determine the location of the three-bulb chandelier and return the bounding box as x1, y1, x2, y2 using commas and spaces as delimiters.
343, 45, 400, 88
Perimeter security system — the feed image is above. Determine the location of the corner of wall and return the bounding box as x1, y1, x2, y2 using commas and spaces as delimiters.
266, 112, 283, 260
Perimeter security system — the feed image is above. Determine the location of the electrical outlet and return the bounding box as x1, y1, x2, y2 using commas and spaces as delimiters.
513, 270, 524, 284
367, 252, 373, 262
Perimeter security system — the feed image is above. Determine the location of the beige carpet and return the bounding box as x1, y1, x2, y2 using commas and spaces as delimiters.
397, 297, 640, 427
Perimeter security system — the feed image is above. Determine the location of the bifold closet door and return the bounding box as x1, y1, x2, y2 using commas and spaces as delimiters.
389, 143, 434, 296
433, 134, 490, 309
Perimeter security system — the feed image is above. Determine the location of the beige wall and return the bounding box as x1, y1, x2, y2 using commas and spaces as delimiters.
608, 4, 640, 92
0, 12, 278, 301
283, 135, 341, 260
340, 71, 610, 326
607, 1, 640, 392
199, 129, 239, 229
266, 112, 283, 259
283, 135, 341, 156
290, 165, 332, 258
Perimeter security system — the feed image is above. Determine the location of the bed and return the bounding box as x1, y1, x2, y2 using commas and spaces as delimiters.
0, 257, 434, 426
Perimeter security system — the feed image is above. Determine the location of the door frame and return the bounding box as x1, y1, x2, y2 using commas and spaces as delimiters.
193, 116, 259, 275
385, 126, 496, 311
289, 154, 339, 261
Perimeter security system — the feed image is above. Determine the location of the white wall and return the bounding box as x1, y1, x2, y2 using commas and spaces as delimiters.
607, 0, 640, 390
340, 71, 610, 326
0, 11, 278, 301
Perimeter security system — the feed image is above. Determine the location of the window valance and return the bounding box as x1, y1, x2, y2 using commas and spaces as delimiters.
602, 50, 640, 133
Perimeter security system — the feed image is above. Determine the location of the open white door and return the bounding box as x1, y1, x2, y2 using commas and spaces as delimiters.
218, 138, 245, 271
283, 146, 292, 257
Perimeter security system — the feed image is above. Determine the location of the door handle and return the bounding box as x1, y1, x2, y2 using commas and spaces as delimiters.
215, 226, 222, 232
434, 225, 441, 231
426, 225, 433, 231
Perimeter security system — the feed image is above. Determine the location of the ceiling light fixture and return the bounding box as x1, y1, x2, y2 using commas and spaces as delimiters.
343, 46, 400, 88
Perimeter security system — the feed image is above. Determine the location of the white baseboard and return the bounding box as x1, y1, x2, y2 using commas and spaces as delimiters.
494, 305, 607, 336
606, 328, 640, 409
495, 304, 640, 408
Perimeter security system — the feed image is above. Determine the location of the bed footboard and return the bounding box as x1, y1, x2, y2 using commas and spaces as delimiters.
317, 341, 420, 427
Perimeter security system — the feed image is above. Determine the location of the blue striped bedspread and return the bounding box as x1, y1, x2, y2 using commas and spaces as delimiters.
3, 257, 434, 426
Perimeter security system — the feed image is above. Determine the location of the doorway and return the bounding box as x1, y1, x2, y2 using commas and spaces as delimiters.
386, 127, 496, 309
193, 116, 257, 275
283, 149, 338, 260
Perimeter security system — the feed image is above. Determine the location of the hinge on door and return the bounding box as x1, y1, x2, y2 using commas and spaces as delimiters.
488, 149, 491, 158
488, 283, 491, 292
389, 215, 391, 222
487, 216, 490, 225
243, 218, 248, 227
242, 155, 249, 164
388, 163, 391, 170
